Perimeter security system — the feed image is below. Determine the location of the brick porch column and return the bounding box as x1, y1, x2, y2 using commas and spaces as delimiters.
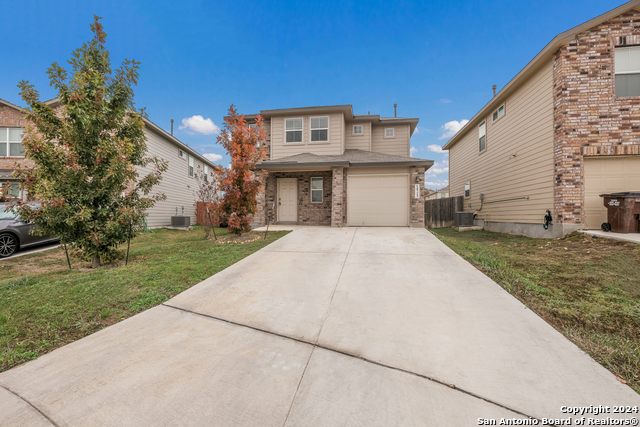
331, 166, 344, 227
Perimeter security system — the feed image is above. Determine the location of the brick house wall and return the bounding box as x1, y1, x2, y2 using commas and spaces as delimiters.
409, 166, 426, 226
264, 171, 333, 226
553, 9, 640, 225
0, 104, 34, 171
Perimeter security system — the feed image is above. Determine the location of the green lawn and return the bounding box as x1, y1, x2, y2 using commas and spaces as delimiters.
431, 228, 640, 394
0, 226, 288, 372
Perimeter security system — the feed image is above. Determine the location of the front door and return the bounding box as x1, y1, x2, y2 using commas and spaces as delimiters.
277, 178, 298, 223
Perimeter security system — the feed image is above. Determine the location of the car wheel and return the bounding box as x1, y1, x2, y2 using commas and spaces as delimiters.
0, 233, 18, 258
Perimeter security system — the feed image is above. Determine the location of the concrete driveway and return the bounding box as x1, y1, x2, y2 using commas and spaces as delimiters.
1, 227, 638, 426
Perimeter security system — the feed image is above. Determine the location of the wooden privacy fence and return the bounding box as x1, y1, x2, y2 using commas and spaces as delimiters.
424, 196, 464, 228
196, 202, 215, 225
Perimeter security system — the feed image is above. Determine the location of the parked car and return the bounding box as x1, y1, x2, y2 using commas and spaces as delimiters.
0, 204, 59, 258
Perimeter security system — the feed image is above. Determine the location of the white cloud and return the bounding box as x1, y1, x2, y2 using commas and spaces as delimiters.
410, 146, 418, 157
413, 126, 419, 134
427, 144, 444, 154
425, 159, 449, 177
179, 115, 221, 135
203, 153, 223, 162
425, 179, 449, 188
438, 119, 469, 140
440, 99, 452, 104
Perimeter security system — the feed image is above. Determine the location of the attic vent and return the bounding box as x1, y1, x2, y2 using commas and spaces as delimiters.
619, 36, 627, 46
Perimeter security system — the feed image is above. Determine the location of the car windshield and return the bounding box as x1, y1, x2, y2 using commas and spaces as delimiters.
0, 207, 17, 220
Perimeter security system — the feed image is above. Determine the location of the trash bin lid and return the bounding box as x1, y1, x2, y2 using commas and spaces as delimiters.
599, 191, 640, 197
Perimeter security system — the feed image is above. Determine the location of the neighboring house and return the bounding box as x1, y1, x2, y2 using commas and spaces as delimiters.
444, 1, 640, 238
425, 185, 449, 200
0, 97, 217, 228
248, 105, 433, 228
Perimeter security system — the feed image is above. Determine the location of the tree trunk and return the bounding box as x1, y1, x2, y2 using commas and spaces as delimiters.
92, 255, 101, 268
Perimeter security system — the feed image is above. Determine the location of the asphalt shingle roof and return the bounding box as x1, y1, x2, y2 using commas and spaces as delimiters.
258, 149, 433, 169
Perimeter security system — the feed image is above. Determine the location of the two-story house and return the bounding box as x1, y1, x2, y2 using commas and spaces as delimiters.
444, 0, 640, 238
0, 97, 218, 228
248, 105, 433, 228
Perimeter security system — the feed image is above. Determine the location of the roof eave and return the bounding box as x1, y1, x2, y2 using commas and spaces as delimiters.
443, 0, 640, 151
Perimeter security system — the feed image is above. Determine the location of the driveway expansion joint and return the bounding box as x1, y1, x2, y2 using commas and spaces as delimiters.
0, 384, 60, 427
161, 302, 536, 420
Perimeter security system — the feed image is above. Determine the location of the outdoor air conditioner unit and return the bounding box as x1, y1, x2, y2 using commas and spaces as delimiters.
171, 215, 191, 227
454, 212, 474, 227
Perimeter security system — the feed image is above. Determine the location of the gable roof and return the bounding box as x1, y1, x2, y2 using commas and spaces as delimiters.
443, 0, 640, 150
42, 97, 219, 169
0, 98, 23, 111
257, 149, 433, 169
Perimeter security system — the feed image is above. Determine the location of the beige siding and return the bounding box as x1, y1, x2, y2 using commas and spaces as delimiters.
371, 124, 410, 157
270, 113, 344, 159
448, 61, 554, 224
137, 127, 207, 228
345, 121, 371, 151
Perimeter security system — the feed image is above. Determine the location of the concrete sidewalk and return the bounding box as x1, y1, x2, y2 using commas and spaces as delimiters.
1, 227, 637, 426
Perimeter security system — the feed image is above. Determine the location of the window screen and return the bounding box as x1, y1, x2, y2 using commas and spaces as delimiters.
204, 165, 209, 182
492, 104, 505, 121
478, 121, 486, 152
464, 182, 470, 198
285, 118, 303, 143
311, 177, 323, 203
310, 117, 328, 142
615, 46, 640, 97
353, 125, 363, 134
188, 156, 194, 177
385, 128, 394, 137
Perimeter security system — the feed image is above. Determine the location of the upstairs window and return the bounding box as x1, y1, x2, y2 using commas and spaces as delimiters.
0, 128, 24, 157
478, 121, 486, 153
311, 177, 323, 203
310, 116, 329, 142
178, 149, 186, 159
385, 128, 395, 138
248, 123, 257, 131
353, 125, 363, 135
464, 182, 471, 198
492, 104, 505, 121
285, 118, 303, 143
188, 155, 194, 177
204, 165, 209, 182
615, 46, 640, 97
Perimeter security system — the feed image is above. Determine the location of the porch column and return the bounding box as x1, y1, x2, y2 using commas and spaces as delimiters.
331, 166, 344, 227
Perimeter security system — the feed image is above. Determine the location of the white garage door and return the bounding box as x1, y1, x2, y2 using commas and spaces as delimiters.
347, 174, 409, 226
584, 156, 640, 229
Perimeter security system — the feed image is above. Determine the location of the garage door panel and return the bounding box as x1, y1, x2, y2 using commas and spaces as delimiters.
584, 157, 640, 229
348, 175, 409, 227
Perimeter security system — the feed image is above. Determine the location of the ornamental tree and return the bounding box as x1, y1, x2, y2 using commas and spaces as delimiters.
216, 105, 267, 235
11, 16, 167, 268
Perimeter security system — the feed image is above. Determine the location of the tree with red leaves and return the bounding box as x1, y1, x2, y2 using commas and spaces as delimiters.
216, 106, 267, 235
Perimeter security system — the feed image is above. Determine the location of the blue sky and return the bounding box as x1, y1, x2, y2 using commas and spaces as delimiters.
1, 0, 624, 189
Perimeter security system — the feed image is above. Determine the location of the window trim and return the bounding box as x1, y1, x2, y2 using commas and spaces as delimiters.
464, 182, 471, 199
310, 177, 323, 203
188, 155, 194, 178
178, 148, 187, 160
309, 116, 329, 143
478, 121, 487, 153
384, 128, 395, 138
0, 127, 25, 158
284, 117, 304, 144
614, 45, 640, 98
492, 104, 505, 122
352, 124, 364, 135
204, 165, 209, 182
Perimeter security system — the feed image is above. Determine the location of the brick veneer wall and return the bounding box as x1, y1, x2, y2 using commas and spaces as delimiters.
0, 104, 34, 171
331, 166, 344, 227
410, 166, 426, 226
264, 171, 333, 226
553, 9, 640, 225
